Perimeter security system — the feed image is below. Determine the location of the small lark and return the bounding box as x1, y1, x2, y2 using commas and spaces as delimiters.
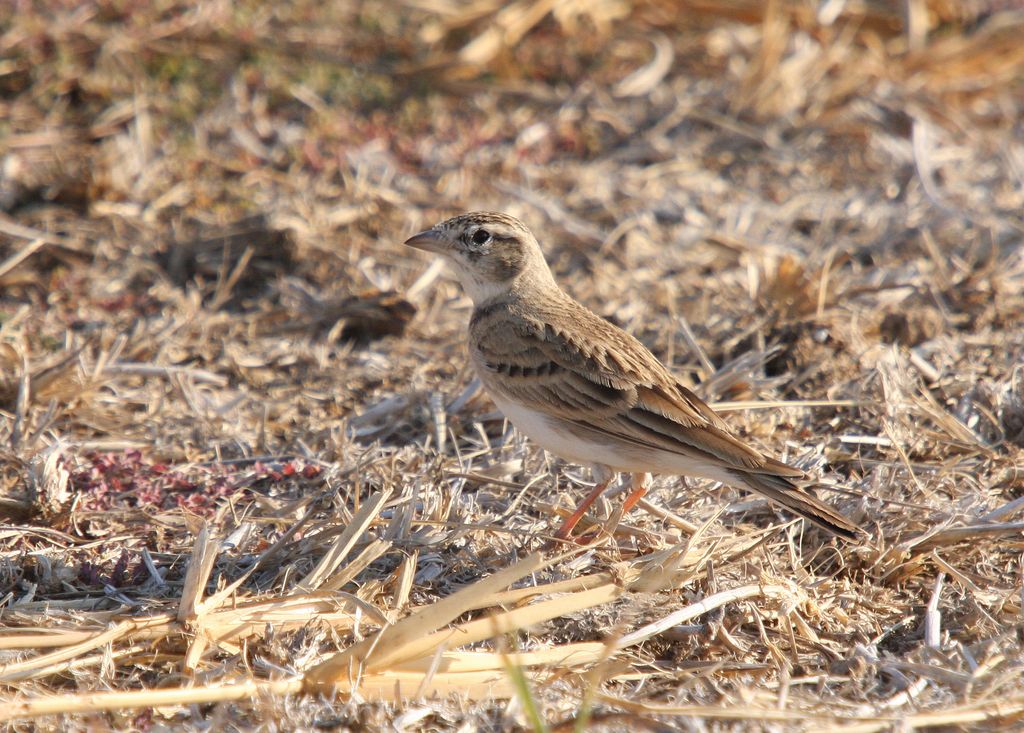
405, 212, 862, 541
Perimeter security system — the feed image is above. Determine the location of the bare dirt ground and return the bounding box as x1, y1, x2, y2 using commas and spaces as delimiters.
1, 1, 1023, 730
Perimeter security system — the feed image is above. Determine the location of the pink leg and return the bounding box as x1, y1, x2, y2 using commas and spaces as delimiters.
554, 477, 613, 540
620, 472, 651, 514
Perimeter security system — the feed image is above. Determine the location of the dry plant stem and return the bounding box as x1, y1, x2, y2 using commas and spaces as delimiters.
0, 212, 84, 249
0, 239, 48, 280
303, 551, 551, 690
2, 576, 783, 719
635, 498, 701, 533
3, 679, 304, 721
616, 583, 793, 649
178, 521, 219, 622
295, 489, 391, 592
0, 617, 171, 683
595, 692, 1024, 729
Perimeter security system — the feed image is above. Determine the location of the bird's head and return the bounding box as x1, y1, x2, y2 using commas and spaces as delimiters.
404, 212, 555, 304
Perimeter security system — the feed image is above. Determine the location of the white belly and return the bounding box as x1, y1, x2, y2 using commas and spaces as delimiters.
489, 394, 606, 466
488, 393, 737, 482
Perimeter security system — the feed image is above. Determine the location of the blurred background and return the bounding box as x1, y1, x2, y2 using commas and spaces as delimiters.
2, 0, 1022, 459
1, 2, 1024, 726
3, 1, 1021, 445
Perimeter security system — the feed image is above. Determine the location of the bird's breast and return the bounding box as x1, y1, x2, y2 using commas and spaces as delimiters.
486, 392, 609, 466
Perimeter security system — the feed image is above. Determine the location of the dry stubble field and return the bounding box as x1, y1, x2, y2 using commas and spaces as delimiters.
1, 1, 1024, 730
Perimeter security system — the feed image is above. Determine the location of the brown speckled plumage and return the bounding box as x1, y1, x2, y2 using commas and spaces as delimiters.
406, 212, 862, 540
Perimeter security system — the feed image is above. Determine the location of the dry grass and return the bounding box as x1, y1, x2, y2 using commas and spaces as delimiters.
1, 0, 1023, 730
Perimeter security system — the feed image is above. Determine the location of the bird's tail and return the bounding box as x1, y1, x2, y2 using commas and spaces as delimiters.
731, 470, 863, 541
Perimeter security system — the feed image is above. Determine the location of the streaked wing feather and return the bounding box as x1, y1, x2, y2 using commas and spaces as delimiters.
732, 470, 862, 540
473, 309, 795, 475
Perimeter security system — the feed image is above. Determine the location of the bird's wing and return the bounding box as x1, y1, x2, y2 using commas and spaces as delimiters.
473, 310, 800, 476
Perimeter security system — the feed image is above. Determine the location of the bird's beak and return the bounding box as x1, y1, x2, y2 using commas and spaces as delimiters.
404, 229, 446, 254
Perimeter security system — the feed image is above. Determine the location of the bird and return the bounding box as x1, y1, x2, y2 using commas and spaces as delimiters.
404, 211, 863, 542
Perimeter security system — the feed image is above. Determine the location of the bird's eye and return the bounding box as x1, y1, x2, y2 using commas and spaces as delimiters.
471, 229, 491, 246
